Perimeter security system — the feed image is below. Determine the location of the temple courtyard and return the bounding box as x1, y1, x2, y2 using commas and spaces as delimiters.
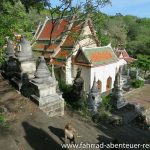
0, 74, 150, 150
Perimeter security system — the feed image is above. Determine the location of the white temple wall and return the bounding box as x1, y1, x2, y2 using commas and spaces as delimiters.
117, 59, 127, 67
71, 59, 127, 93
90, 62, 118, 93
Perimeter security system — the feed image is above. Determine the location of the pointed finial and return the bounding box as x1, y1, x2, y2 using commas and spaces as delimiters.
107, 42, 112, 47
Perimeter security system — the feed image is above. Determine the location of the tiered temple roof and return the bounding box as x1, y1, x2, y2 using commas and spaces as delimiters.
114, 48, 134, 63
32, 16, 99, 64
74, 45, 118, 67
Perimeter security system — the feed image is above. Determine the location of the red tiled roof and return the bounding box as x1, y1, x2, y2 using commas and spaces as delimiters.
74, 46, 118, 66
33, 43, 56, 51
122, 49, 129, 58
114, 49, 134, 63
56, 50, 70, 58
53, 20, 84, 65
115, 51, 122, 58
90, 51, 113, 62
124, 57, 135, 63
43, 53, 51, 59
115, 49, 129, 58
39, 19, 69, 40
62, 21, 83, 46
51, 59, 65, 66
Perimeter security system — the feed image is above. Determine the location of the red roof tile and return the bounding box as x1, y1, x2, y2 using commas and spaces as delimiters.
122, 49, 129, 58
39, 19, 69, 40
114, 48, 134, 63
51, 59, 65, 66
56, 50, 70, 58
124, 57, 135, 63
53, 20, 84, 65
90, 51, 113, 62
62, 21, 83, 46
34, 43, 56, 51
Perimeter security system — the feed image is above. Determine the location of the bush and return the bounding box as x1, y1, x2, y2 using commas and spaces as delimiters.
58, 80, 72, 102
0, 48, 5, 69
0, 114, 5, 125
131, 79, 144, 88
0, 113, 8, 128
92, 107, 111, 123
101, 94, 113, 111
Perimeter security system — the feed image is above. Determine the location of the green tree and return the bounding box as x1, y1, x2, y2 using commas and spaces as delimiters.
105, 17, 127, 47
131, 55, 150, 77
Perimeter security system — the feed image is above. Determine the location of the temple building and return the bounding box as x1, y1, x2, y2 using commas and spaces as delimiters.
32, 16, 99, 84
114, 48, 135, 64
74, 44, 125, 93
32, 16, 133, 94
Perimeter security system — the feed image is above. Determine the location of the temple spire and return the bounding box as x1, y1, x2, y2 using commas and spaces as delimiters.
6, 40, 15, 58
17, 37, 33, 61
91, 74, 99, 93
88, 74, 101, 114
111, 66, 127, 109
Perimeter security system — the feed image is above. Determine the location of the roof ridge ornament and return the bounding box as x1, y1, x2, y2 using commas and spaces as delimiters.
107, 42, 111, 47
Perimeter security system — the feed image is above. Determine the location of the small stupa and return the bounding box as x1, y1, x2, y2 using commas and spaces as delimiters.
5, 40, 15, 59
17, 37, 33, 61
111, 67, 127, 109
72, 67, 84, 99
2, 40, 17, 78
88, 75, 102, 114
30, 56, 64, 117
32, 56, 53, 84
11, 37, 36, 91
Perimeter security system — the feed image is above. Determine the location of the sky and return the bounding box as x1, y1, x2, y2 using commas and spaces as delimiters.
100, 0, 150, 18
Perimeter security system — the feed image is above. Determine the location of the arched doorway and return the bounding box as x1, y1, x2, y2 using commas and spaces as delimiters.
97, 80, 102, 92
106, 76, 112, 91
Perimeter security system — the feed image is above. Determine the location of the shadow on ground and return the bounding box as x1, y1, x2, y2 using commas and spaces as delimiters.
97, 135, 120, 150
22, 122, 67, 150
48, 126, 65, 144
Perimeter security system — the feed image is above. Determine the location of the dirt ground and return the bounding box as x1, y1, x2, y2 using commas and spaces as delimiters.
125, 82, 150, 109
0, 75, 150, 150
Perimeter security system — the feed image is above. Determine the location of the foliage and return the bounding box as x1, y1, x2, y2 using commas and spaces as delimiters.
93, 14, 150, 56
0, 2, 35, 46
0, 48, 5, 68
0, 0, 46, 13
92, 107, 111, 123
0, 113, 8, 128
131, 79, 144, 88
92, 94, 113, 123
130, 55, 150, 77
105, 17, 127, 46
101, 94, 113, 111
58, 80, 73, 102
